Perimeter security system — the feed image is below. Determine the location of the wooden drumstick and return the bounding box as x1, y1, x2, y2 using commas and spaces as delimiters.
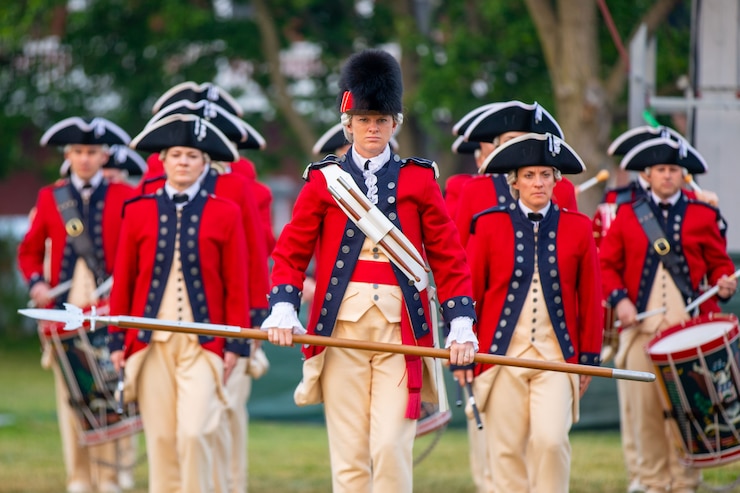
464, 381, 483, 430
613, 306, 667, 328
684, 174, 701, 193
116, 368, 125, 415
684, 268, 740, 314
454, 378, 464, 407
576, 170, 610, 194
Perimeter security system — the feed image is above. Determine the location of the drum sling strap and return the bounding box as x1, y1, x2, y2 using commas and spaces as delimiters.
53, 184, 106, 286
633, 200, 695, 302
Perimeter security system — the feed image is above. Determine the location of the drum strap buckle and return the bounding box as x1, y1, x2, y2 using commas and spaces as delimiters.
653, 238, 671, 256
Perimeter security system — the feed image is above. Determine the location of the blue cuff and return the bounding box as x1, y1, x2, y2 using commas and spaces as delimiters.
28, 273, 44, 291
250, 307, 269, 327
267, 284, 302, 309
578, 352, 601, 366
439, 295, 476, 323
225, 338, 246, 355
607, 288, 629, 308
108, 331, 125, 353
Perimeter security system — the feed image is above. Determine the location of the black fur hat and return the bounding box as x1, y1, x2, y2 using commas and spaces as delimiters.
337, 49, 403, 115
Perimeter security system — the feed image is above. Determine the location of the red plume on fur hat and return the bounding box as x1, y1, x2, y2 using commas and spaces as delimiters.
337, 49, 403, 115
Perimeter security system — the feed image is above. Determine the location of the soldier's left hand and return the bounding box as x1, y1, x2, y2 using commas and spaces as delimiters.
223, 351, 238, 383
449, 341, 476, 366
717, 274, 738, 299
579, 375, 592, 398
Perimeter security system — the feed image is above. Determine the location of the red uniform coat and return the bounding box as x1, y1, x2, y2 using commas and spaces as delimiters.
17, 180, 134, 302
268, 154, 476, 355
466, 204, 603, 374
443, 173, 474, 221
592, 180, 714, 249
455, 174, 578, 247
144, 154, 275, 254
599, 194, 733, 314
140, 165, 269, 326
230, 157, 276, 253
108, 192, 249, 358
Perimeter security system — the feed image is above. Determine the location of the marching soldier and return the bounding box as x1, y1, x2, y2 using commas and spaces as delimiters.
17, 117, 135, 493
595, 125, 724, 493
108, 114, 250, 493
599, 137, 736, 493
139, 93, 272, 493
443, 106, 497, 493
465, 132, 602, 493
261, 49, 477, 493
453, 101, 578, 248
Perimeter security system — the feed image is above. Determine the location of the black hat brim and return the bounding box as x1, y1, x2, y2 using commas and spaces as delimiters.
620, 137, 707, 174
151, 81, 243, 117
608, 125, 684, 156
313, 123, 348, 155
451, 135, 480, 155
41, 117, 131, 147
479, 132, 585, 175
130, 114, 239, 163
451, 103, 502, 136
464, 101, 563, 143
104, 145, 148, 175
146, 100, 265, 150
148, 100, 247, 144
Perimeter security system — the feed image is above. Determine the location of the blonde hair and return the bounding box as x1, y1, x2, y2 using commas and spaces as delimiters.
63, 143, 110, 154
506, 167, 562, 200
340, 112, 404, 143
159, 148, 211, 164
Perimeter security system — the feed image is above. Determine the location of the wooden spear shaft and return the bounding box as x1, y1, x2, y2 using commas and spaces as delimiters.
107, 316, 654, 382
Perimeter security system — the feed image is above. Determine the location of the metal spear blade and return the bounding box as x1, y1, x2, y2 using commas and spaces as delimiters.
18, 303, 90, 331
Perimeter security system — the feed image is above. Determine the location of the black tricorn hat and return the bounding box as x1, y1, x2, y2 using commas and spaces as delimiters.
151, 81, 244, 117
337, 49, 403, 115
608, 125, 684, 156
130, 114, 239, 163
313, 122, 349, 154
464, 101, 563, 143
147, 100, 265, 151
451, 103, 502, 136
41, 117, 131, 147
480, 132, 585, 175
451, 135, 480, 155
620, 137, 707, 174
105, 145, 148, 175
59, 145, 147, 177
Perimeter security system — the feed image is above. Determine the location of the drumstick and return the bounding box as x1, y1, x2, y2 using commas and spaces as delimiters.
454, 378, 464, 407
684, 174, 702, 193
577, 170, 610, 194
613, 307, 667, 328
684, 268, 740, 314
464, 381, 483, 430
26, 279, 73, 308
116, 368, 124, 415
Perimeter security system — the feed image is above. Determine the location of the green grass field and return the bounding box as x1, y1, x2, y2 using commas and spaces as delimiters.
2, 336, 740, 493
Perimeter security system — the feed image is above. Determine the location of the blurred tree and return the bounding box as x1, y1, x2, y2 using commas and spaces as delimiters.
0, 0, 690, 206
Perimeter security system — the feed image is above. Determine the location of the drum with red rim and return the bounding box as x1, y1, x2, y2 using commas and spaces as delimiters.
647, 313, 740, 467
38, 302, 142, 446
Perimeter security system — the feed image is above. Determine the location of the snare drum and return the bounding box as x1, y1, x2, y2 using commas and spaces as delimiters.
647, 313, 740, 467
39, 302, 143, 447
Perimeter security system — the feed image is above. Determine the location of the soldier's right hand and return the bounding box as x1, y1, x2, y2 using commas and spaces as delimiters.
615, 298, 638, 329
29, 282, 52, 307
110, 350, 125, 373
267, 327, 294, 347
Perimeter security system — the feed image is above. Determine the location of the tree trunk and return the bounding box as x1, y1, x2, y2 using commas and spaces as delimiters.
252, 0, 317, 160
